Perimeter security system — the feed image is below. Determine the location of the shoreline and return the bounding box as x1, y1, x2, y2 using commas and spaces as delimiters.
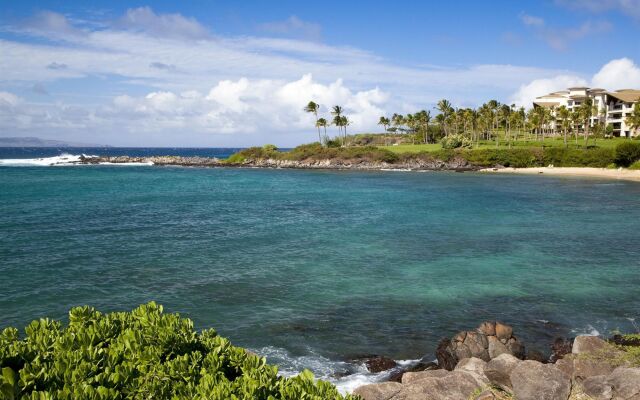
480, 166, 640, 182
9, 154, 640, 182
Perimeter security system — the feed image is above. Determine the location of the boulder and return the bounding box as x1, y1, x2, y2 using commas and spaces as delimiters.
554, 337, 624, 381
365, 356, 398, 373
495, 322, 513, 343
506, 337, 526, 359
436, 338, 458, 371
550, 337, 573, 363
437, 322, 525, 370
484, 353, 520, 391
388, 361, 438, 383
401, 369, 450, 384
394, 371, 487, 400
477, 321, 496, 337
353, 381, 403, 400
581, 367, 640, 400
488, 336, 510, 359
455, 357, 488, 380
572, 336, 611, 355
510, 360, 571, 400
582, 375, 613, 400
607, 367, 640, 399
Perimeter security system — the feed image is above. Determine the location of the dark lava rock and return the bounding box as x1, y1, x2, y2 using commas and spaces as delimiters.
436, 338, 458, 371
387, 361, 439, 382
549, 337, 573, 363
610, 334, 640, 347
360, 355, 397, 373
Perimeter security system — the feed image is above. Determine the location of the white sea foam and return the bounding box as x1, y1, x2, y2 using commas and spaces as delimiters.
0, 154, 152, 166
253, 346, 421, 394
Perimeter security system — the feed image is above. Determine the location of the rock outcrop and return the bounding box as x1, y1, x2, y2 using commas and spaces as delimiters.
437, 321, 525, 370
78, 155, 479, 171
353, 332, 640, 400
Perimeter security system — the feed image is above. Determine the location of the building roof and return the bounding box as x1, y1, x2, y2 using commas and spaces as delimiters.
607, 89, 640, 102
533, 101, 560, 108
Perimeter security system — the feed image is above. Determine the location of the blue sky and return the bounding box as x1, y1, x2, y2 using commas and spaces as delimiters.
1, 0, 639, 146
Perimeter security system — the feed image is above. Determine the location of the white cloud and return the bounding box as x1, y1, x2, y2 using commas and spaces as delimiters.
116, 6, 210, 39
510, 75, 588, 107
520, 15, 611, 51
511, 57, 640, 107
592, 58, 640, 89
555, 0, 640, 20
520, 14, 545, 27
258, 16, 322, 41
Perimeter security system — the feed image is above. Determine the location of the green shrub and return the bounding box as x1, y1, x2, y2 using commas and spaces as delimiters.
543, 147, 615, 168
630, 160, 640, 170
0, 303, 353, 400
440, 134, 473, 149
614, 141, 640, 167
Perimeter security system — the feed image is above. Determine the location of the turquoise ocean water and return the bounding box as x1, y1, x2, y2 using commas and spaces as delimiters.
1, 149, 639, 390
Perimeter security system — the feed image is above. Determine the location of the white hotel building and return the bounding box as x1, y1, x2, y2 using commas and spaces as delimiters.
533, 87, 640, 137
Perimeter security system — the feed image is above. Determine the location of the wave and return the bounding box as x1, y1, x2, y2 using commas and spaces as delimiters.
253, 346, 421, 394
0, 154, 153, 167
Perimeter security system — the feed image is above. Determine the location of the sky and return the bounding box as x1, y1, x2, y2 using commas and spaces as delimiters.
1, 0, 640, 147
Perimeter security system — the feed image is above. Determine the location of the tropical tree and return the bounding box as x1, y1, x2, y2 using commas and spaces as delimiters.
316, 118, 328, 144
570, 108, 581, 145
378, 116, 390, 133
331, 105, 345, 145
557, 105, 570, 147
436, 99, 453, 136
304, 101, 322, 144
625, 101, 640, 137
340, 116, 350, 144
579, 98, 595, 146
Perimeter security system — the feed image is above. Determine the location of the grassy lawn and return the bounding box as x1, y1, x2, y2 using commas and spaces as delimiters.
379, 136, 630, 154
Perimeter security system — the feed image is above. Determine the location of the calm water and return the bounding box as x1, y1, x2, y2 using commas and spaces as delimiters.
1, 151, 640, 390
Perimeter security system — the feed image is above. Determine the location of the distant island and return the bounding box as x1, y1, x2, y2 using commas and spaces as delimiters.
0, 136, 109, 147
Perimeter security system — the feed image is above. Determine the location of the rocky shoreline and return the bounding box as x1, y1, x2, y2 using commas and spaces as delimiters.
352, 321, 640, 400
77, 155, 479, 171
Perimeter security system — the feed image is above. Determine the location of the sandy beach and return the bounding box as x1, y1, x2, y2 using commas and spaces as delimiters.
480, 167, 640, 182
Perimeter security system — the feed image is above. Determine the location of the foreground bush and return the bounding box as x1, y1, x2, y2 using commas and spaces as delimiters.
0, 303, 353, 400
614, 141, 640, 167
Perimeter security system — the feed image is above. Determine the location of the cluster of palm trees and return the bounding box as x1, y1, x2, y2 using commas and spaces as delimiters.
306, 97, 640, 148
378, 98, 628, 148
379, 100, 529, 147
304, 101, 350, 146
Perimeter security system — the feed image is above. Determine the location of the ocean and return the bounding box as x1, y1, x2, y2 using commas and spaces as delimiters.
1, 147, 639, 392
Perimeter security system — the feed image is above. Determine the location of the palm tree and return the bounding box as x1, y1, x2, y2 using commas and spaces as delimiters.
579, 98, 595, 147
340, 116, 350, 145
331, 105, 344, 145
316, 118, 328, 145
625, 101, 640, 137
557, 105, 570, 148
378, 116, 390, 133
570, 109, 581, 145
437, 99, 453, 136
304, 101, 322, 144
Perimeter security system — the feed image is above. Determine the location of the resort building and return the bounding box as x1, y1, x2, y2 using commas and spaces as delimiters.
533, 87, 640, 137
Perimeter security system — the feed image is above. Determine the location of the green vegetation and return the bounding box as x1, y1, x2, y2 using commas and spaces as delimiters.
225, 143, 620, 168
614, 141, 640, 167
440, 134, 472, 149
0, 303, 354, 400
